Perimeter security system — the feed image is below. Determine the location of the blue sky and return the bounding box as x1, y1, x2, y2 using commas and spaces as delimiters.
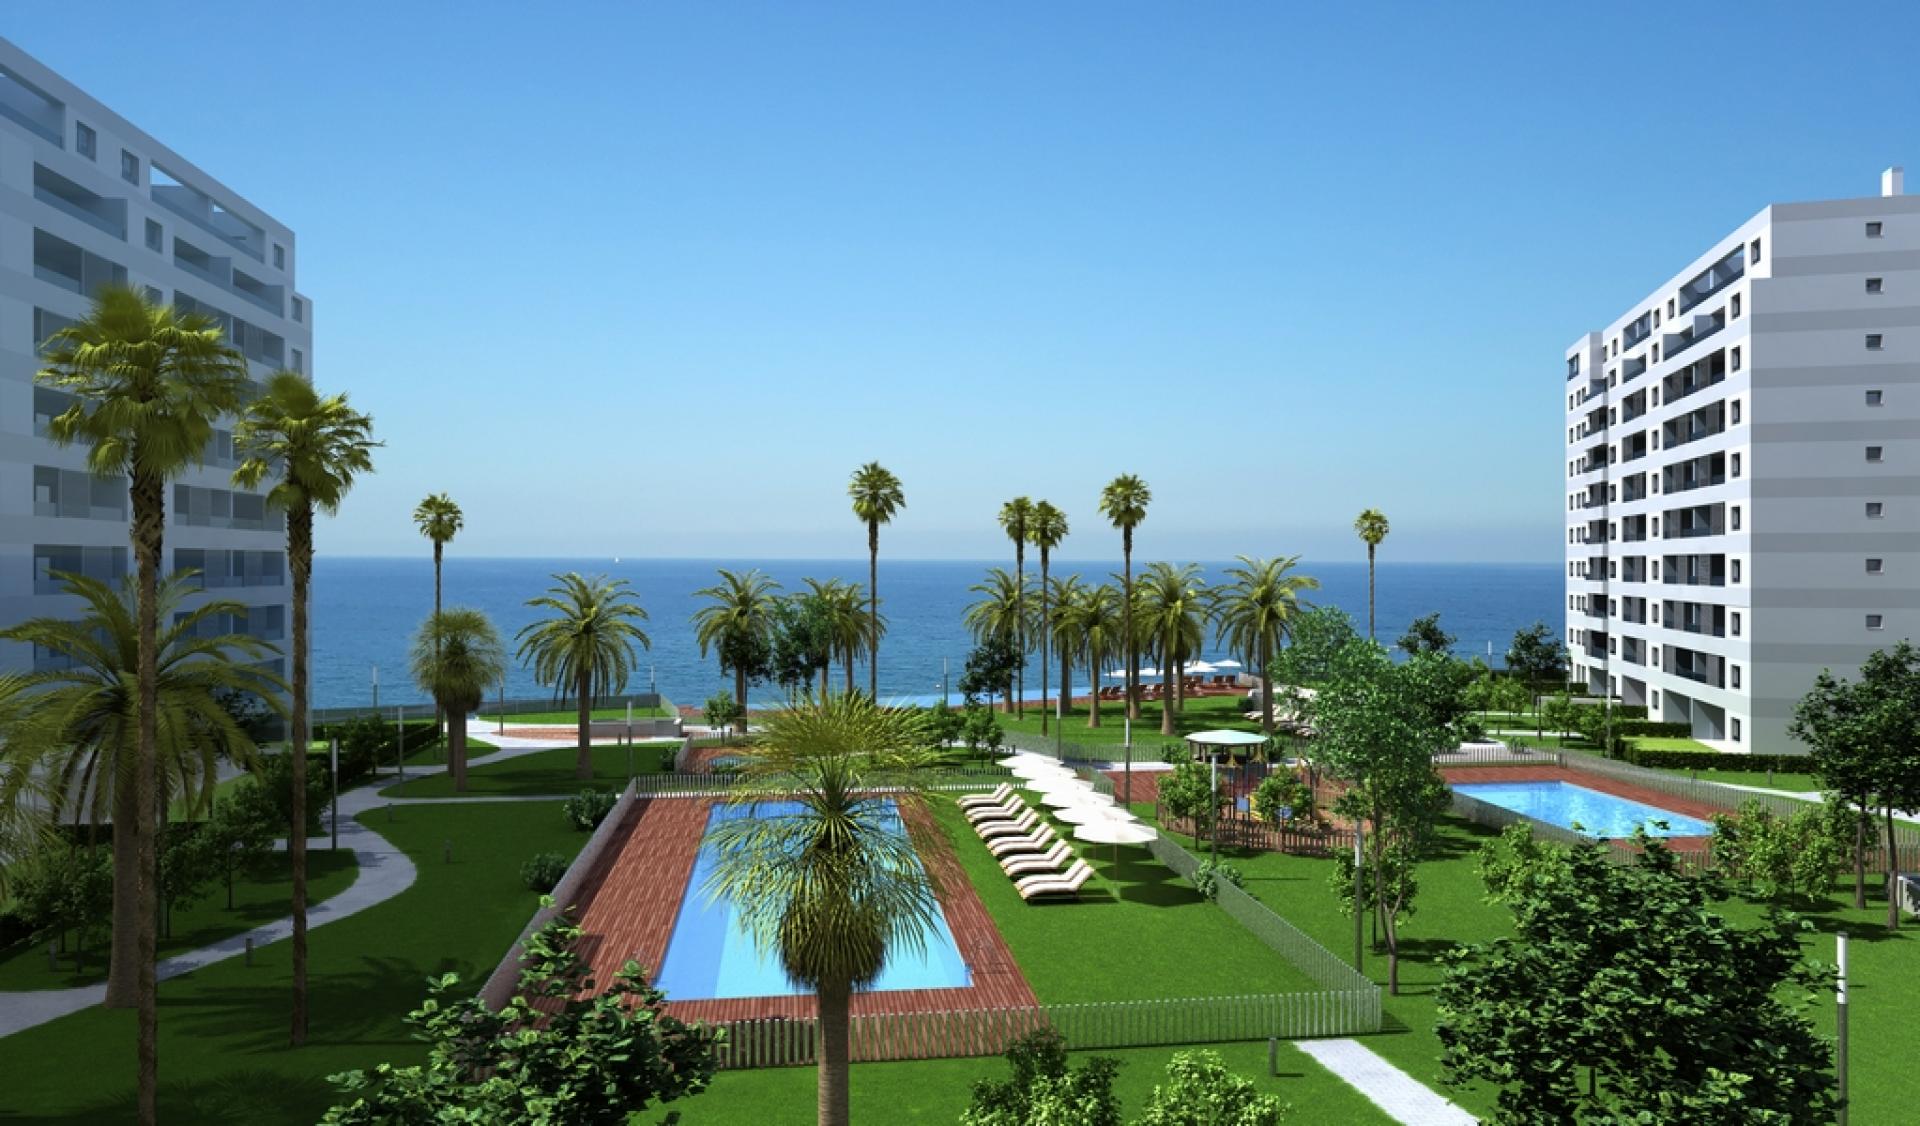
13, 3, 1920, 562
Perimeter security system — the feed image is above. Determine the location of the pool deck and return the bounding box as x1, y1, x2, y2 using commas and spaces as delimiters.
566, 795, 1039, 1023
1438, 765, 1717, 846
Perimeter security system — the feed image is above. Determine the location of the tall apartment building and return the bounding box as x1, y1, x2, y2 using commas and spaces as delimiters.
0, 39, 306, 676
1566, 168, 1920, 755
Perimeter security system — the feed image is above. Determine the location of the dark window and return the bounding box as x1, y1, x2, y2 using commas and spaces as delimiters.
1731, 346, 1742, 371
1733, 560, 1743, 583
1868, 501, 1885, 518
119, 149, 139, 185
1868, 558, 1885, 575
144, 219, 161, 252
273, 243, 285, 270
1867, 334, 1884, 350
1869, 614, 1885, 630
1868, 446, 1884, 462
1749, 238, 1762, 264
1732, 453, 1742, 477
1732, 294, 1743, 318
1868, 221, 1884, 237
75, 122, 95, 159
1868, 277, 1884, 294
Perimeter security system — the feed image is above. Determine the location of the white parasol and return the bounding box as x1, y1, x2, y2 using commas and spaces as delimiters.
1024, 774, 1091, 794
1039, 787, 1097, 808
1071, 818, 1159, 861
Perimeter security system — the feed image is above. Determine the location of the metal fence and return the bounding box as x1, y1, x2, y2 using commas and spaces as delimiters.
1000, 729, 1183, 766
1433, 741, 1562, 767
311, 692, 669, 727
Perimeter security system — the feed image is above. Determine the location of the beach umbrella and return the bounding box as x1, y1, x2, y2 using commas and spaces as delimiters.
1072, 818, 1159, 862
1039, 788, 1098, 809
1025, 774, 1091, 794
1185, 660, 1216, 675
1102, 669, 1128, 679
995, 753, 1040, 768
1213, 659, 1242, 669
1055, 802, 1126, 824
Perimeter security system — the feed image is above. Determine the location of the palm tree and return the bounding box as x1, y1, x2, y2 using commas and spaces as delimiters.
516, 573, 651, 781
413, 493, 463, 732
1046, 574, 1086, 723
1354, 508, 1390, 641
1071, 583, 1123, 729
232, 370, 378, 1045
1140, 563, 1208, 736
702, 694, 941, 1126
996, 497, 1033, 717
1027, 501, 1069, 732
821, 580, 875, 694
1098, 475, 1151, 720
409, 609, 506, 792
692, 569, 782, 734
1213, 556, 1319, 733
847, 462, 904, 698
37, 282, 249, 1122
963, 567, 1028, 711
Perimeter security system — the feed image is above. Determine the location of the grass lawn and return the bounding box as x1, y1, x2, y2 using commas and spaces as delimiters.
475, 704, 669, 723
381, 741, 675, 799
0, 800, 587, 1124
990, 694, 1268, 754
0, 850, 358, 991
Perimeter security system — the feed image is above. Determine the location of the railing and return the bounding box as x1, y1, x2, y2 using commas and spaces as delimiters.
1433, 742, 1561, 767
1000, 728, 1187, 766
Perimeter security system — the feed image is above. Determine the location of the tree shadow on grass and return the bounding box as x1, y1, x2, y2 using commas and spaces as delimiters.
11, 1067, 339, 1125
160, 954, 479, 1051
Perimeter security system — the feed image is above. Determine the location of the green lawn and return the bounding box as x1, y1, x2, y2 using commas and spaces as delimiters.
380, 741, 675, 799
990, 694, 1267, 754
0, 850, 359, 991
0, 801, 587, 1124
474, 704, 669, 723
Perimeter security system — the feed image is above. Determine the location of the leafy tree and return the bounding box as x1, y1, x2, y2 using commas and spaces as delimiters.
1099, 474, 1152, 720
234, 749, 331, 839
848, 461, 905, 698
960, 634, 1024, 714
410, 609, 507, 792
692, 568, 782, 734
1251, 770, 1313, 825
1395, 612, 1454, 657
412, 492, 463, 735
516, 573, 651, 781
1212, 556, 1319, 734
1504, 622, 1569, 736
964, 567, 1032, 712
1135, 1049, 1287, 1126
197, 786, 279, 909
1710, 798, 1851, 905
961, 703, 1005, 761
1312, 644, 1455, 993
7, 845, 112, 970
1028, 500, 1070, 733
37, 283, 250, 1116
809, 578, 874, 695
1439, 826, 1837, 1125
1141, 562, 1208, 735
1267, 606, 1360, 695
702, 694, 940, 1126
1538, 692, 1578, 739
703, 690, 743, 734
322, 909, 717, 1124
1156, 752, 1220, 845
962, 1028, 1121, 1126
768, 589, 836, 698
925, 701, 967, 748
1353, 508, 1390, 642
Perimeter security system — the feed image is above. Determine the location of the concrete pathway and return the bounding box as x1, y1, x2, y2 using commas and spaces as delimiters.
1296, 1038, 1476, 1125
0, 729, 582, 1039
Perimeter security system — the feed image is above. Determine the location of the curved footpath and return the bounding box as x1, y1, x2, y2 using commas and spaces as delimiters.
0, 728, 572, 1040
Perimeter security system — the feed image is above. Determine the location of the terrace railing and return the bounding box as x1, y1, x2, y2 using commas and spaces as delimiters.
1000, 729, 1184, 765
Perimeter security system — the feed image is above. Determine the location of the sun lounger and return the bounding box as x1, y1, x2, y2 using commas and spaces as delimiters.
987, 824, 1056, 858
959, 784, 1015, 811
1000, 841, 1074, 878
1016, 860, 1094, 902
965, 796, 1025, 824
976, 809, 1042, 840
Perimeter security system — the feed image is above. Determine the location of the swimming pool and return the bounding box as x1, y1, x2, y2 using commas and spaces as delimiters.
1452, 780, 1714, 838
654, 800, 973, 1000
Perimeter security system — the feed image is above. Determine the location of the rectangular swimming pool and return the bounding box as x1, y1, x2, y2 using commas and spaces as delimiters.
654, 799, 973, 1000
1453, 780, 1714, 838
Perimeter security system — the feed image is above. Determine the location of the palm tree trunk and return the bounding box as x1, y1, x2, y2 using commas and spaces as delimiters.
104, 781, 140, 1006
1258, 638, 1274, 735
735, 665, 748, 736
1854, 805, 1867, 909
1367, 544, 1376, 641
131, 466, 163, 1126
844, 646, 855, 695
451, 710, 469, 791
818, 663, 828, 699
1089, 646, 1102, 729
1886, 805, 1902, 930
1039, 554, 1051, 735
1014, 546, 1025, 719
289, 503, 314, 1046
868, 523, 880, 700
1161, 632, 1176, 737
818, 976, 853, 1126
432, 542, 444, 735
576, 666, 593, 781
1059, 645, 1072, 724
1123, 537, 1137, 722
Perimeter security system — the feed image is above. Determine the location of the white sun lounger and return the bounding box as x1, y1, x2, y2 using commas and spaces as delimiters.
1016, 860, 1094, 902
987, 824, 1057, 858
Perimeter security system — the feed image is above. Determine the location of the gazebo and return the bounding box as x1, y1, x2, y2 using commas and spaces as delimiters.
1184, 730, 1271, 859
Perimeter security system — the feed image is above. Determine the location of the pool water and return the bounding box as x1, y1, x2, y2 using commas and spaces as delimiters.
1453, 780, 1714, 838
654, 799, 973, 1000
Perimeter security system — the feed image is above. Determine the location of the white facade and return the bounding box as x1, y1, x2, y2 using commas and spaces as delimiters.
0, 38, 306, 675
1566, 169, 1920, 754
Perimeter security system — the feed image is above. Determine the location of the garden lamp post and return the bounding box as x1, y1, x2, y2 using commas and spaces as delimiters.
329, 737, 340, 853
1837, 931, 1850, 1126
371, 663, 379, 714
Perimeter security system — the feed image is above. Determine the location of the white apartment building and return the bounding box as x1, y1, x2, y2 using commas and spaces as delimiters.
1566, 168, 1920, 755
0, 38, 307, 676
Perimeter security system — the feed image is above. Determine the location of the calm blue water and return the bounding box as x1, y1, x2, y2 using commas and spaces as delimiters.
310, 557, 1560, 710
1453, 781, 1713, 838
654, 800, 971, 1000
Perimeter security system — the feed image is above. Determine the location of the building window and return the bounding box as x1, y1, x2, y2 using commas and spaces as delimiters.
1868, 221, 1884, 237
1868, 558, 1885, 575
1668, 298, 1676, 318
1731, 506, 1742, 531
1652, 691, 1660, 709
1868, 277, 1884, 294
75, 121, 95, 159
273, 243, 285, 270
291, 348, 304, 375
1732, 453, 1742, 477
1733, 560, 1742, 582
144, 219, 162, 252
291, 296, 304, 323
1749, 238, 1762, 265
1731, 346, 1742, 371
1868, 614, 1885, 630
1732, 293, 1743, 319
1868, 446, 1884, 463
119, 149, 139, 185
1732, 718, 1742, 742
1867, 334, 1884, 350
1732, 666, 1742, 689
1732, 400, 1742, 424
1654, 309, 1662, 327
1868, 501, 1885, 518
1732, 612, 1742, 636
1867, 389, 1884, 407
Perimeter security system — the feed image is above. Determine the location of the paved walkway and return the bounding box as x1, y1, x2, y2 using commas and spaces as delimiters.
1296, 1038, 1476, 1125
0, 728, 582, 1040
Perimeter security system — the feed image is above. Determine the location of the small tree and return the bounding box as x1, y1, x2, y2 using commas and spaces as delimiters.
961, 703, 1005, 762
322, 909, 717, 1124
1395, 612, 1455, 657
1711, 798, 1851, 906
960, 635, 1023, 713
703, 690, 743, 736
961, 1029, 1121, 1126
1504, 622, 1568, 736
8, 846, 112, 971
1156, 752, 1220, 845
1250, 770, 1313, 826
1135, 1049, 1287, 1126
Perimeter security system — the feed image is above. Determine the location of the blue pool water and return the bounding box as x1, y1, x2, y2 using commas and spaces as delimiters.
1453, 781, 1714, 838
655, 800, 973, 1000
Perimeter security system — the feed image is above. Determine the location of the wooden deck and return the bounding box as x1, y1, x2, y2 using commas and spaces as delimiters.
566, 795, 1038, 1023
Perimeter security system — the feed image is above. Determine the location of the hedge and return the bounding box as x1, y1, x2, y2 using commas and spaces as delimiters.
1626, 747, 1814, 774
310, 717, 442, 787
1615, 719, 1692, 739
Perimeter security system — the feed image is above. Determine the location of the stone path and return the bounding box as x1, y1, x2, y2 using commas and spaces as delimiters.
1296, 1038, 1477, 1125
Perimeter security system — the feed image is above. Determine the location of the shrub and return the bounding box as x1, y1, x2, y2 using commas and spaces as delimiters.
1626, 748, 1812, 774
563, 788, 619, 832
1250, 771, 1313, 826
1136, 1049, 1287, 1126
521, 851, 570, 893
962, 1028, 1121, 1126
1615, 719, 1691, 739
1191, 859, 1245, 901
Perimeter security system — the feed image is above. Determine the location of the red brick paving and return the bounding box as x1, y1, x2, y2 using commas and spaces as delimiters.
566, 795, 1038, 1024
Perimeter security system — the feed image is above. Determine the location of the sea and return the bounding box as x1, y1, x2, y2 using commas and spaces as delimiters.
310, 558, 1561, 712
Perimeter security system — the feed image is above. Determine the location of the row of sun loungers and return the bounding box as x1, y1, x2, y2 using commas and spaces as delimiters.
961, 787, 1093, 901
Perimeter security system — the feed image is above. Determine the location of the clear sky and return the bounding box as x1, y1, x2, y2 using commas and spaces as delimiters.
12, 3, 1920, 562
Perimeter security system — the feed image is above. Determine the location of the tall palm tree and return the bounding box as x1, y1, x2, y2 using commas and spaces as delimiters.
996, 497, 1033, 717
409, 609, 506, 792
702, 694, 940, 1126
413, 493, 463, 732
847, 462, 904, 699
37, 282, 249, 1123
1027, 501, 1069, 731
1099, 475, 1150, 721
1045, 575, 1085, 721
692, 569, 782, 734
1071, 583, 1123, 729
1140, 562, 1208, 736
963, 567, 1028, 711
821, 580, 875, 694
1354, 508, 1390, 641
1213, 556, 1320, 733
232, 370, 378, 1045
516, 573, 651, 781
